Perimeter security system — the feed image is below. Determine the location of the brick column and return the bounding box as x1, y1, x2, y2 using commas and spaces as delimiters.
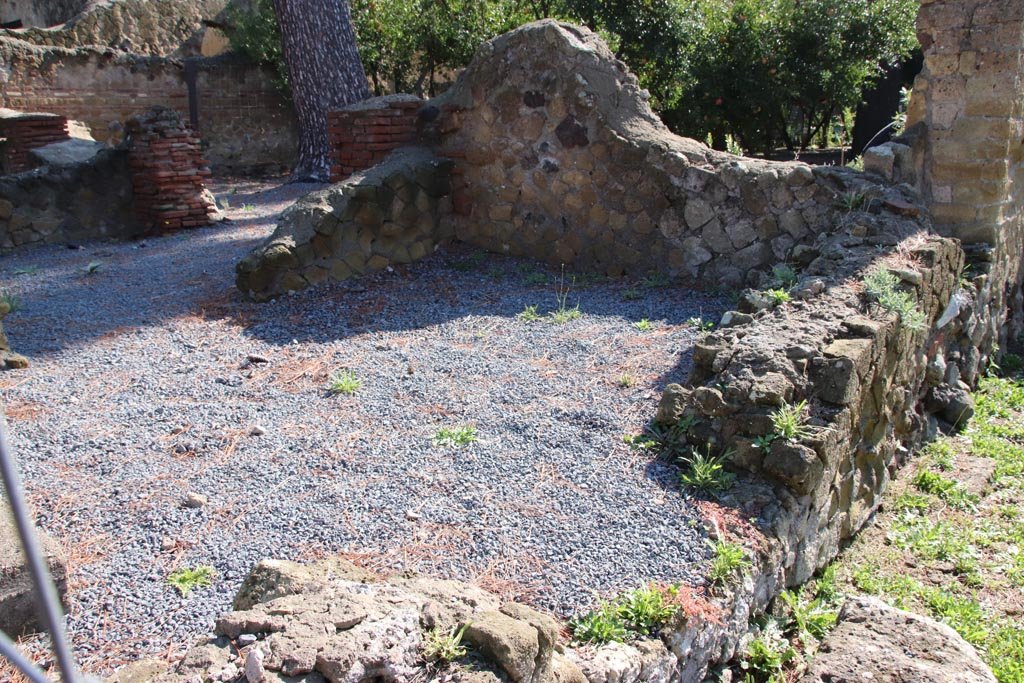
126, 107, 218, 232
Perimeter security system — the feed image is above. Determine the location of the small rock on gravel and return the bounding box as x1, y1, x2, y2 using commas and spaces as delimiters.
184, 492, 208, 509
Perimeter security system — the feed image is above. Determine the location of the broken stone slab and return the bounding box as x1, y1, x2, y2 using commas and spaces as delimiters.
0, 508, 68, 638
28, 139, 107, 168
800, 595, 996, 683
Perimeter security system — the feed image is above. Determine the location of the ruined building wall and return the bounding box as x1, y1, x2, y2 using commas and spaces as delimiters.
425, 23, 841, 286
0, 40, 297, 173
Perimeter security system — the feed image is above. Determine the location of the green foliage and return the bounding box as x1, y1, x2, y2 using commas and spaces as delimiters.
571, 584, 679, 644
328, 369, 362, 395
615, 584, 679, 633
763, 288, 791, 306
663, 0, 919, 153
740, 622, 797, 682
770, 400, 811, 441
225, 0, 289, 93
862, 268, 929, 332
678, 447, 736, 493
517, 304, 542, 322
623, 433, 658, 450
687, 316, 715, 332
778, 589, 837, 642
633, 318, 654, 332
434, 425, 478, 447
422, 624, 469, 663
617, 372, 635, 388
771, 264, 797, 288
570, 601, 630, 644
168, 565, 216, 596
709, 540, 750, 585
911, 469, 978, 510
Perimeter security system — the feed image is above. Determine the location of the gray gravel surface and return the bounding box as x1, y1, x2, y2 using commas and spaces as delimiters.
0, 179, 728, 674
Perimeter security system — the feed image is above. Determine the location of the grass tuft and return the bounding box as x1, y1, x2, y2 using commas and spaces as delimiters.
328, 369, 361, 395
422, 624, 468, 664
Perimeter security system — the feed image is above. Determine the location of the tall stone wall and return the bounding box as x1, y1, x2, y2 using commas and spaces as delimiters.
908, 0, 1024, 363
424, 22, 840, 285
0, 40, 297, 173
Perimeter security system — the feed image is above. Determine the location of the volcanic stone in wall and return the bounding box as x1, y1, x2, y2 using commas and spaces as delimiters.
424, 20, 843, 287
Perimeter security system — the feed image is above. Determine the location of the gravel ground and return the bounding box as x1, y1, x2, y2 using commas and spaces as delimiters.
0, 179, 729, 674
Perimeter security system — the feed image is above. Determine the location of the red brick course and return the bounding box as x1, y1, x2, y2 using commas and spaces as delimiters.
328, 97, 423, 182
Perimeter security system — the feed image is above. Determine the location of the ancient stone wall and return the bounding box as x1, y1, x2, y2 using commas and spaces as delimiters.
0, 40, 297, 173
0, 0, 85, 29
236, 148, 454, 300
424, 23, 839, 284
0, 146, 136, 250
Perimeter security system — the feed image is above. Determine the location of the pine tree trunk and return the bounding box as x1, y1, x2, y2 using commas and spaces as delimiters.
272, 0, 370, 182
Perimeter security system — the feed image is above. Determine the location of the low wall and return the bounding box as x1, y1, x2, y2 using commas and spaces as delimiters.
0, 146, 136, 251
0, 39, 297, 173
236, 147, 454, 300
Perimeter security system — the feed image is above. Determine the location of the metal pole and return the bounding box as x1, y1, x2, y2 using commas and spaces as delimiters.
0, 629, 51, 683
0, 416, 79, 682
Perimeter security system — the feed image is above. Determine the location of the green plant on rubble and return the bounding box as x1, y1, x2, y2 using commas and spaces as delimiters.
678, 446, 736, 493
740, 620, 797, 683
168, 565, 216, 596
570, 585, 679, 644
517, 304, 542, 322
763, 288, 791, 307
777, 588, 838, 643
770, 400, 812, 441
550, 266, 582, 324
709, 540, 750, 585
615, 584, 679, 633
570, 600, 630, 644
862, 267, 928, 332
835, 191, 868, 212
633, 318, 654, 331
421, 624, 469, 664
617, 372, 636, 388
0, 290, 21, 313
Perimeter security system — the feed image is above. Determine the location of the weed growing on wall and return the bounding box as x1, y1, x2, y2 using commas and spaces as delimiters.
421, 624, 468, 664
862, 268, 928, 331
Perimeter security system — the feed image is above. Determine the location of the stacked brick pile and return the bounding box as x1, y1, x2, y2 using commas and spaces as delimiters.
126, 107, 217, 232
0, 109, 70, 174
328, 95, 423, 182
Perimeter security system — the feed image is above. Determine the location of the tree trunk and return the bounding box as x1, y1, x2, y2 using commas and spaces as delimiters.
271, 0, 370, 182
